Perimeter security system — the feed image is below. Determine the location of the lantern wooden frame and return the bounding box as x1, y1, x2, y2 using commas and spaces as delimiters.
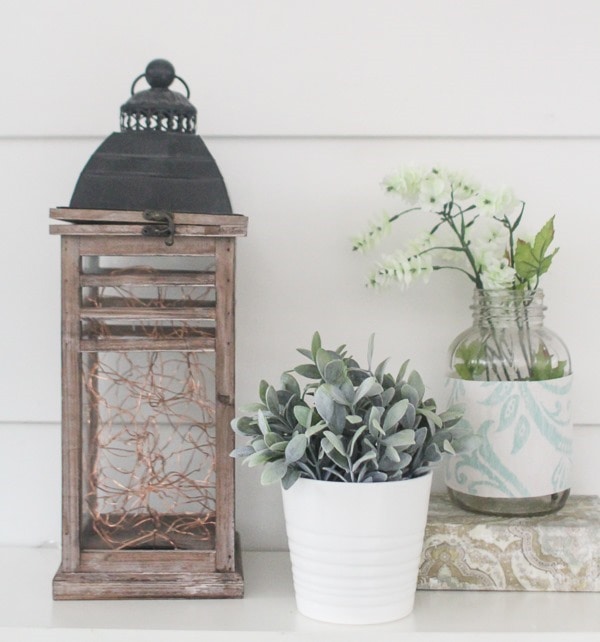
50, 209, 247, 599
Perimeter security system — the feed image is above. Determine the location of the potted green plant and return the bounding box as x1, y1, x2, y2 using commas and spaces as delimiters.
231, 332, 468, 624
352, 166, 573, 516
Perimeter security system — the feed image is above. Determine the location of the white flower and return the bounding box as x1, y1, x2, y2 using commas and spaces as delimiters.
479, 256, 516, 290
351, 212, 392, 252
418, 173, 452, 211
436, 168, 479, 202
468, 217, 509, 257
405, 231, 434, 255
454, 180, 478, 202
468, 218, 515, 289
354, 164, 540, 293
368, 248, 434, 289
477, 187, 519, 218
382, 166, 425, 204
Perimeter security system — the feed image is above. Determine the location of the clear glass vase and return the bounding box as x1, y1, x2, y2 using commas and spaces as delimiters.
445, 289, 573, 516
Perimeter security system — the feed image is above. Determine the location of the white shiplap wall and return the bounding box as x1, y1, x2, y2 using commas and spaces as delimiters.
1, 0, 599, 549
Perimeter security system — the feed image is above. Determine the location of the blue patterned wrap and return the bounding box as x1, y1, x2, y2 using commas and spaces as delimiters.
445, 376, 573, 498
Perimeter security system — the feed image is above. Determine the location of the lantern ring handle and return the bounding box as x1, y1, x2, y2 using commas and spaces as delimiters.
130, 74, 191, 99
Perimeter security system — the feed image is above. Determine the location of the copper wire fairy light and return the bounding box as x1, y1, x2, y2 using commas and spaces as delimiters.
81, 270, 217, 550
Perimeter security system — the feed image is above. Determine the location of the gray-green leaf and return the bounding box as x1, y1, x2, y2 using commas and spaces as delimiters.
266, 386, 280, 414
367, 333, 375, 371
246, 450, 273, 468
349, 427, 367, 459
257, 410, 271, 435
321, 383, 350, 406
281, 468, 301, 490
400, 383, 419, 407
261, 459, 289, 485
354, 376, 383, 404
315, 386, 335, 423
439, 405, 465, 428
264, 432, 283, 448
294, 364, 322, 379
385, 445, 401, 463
293, 405, 312, 429
383, 430, 415, 449
280, 372, 301, 398
230, 416, 258, 436
351, 450, 376, 473
383, 399, 409, 431
316, 348, 340, 378
396, 359, 410, 383
407, 370, 425, 402
230, 445, 255, 458
311, 331, 322, 360
374, 357, 391, 383
346, 414, 363, 424
417, 407, 443, 428
306, 421, 327, 437
259, 380, 269, 404
323, 430, 346, 456
285, 434, 308, 463
323, 359, 348, 386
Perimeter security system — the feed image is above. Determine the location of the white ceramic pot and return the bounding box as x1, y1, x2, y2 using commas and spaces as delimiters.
281, 472, 432, 625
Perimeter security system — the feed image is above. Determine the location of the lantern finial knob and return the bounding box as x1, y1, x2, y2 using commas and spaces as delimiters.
121, 59, 195, 134
145, 59, 176, 89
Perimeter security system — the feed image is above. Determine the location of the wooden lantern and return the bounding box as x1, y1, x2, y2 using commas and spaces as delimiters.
50, 59, 247, 599
50, 209, 247, 599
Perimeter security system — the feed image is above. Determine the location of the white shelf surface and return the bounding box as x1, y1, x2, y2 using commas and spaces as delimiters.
1, 547, 599, 642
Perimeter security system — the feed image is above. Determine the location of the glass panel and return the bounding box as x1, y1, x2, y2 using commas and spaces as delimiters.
81, 350, 216, 550
80, 259, 216, 343
82, 255, 216, 273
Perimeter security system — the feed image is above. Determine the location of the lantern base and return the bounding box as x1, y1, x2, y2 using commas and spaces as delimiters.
52, 536, 244, 600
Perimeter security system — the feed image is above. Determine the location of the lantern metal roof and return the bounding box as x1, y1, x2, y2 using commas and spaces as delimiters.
69, 59, 233, 214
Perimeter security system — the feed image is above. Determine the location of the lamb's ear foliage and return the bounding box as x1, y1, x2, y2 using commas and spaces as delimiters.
231, 333, 469, 487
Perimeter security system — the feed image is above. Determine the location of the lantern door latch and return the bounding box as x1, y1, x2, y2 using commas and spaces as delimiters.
142, 210, 175, 246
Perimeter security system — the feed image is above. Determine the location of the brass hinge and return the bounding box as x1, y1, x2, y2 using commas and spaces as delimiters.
142, 210, 175, 246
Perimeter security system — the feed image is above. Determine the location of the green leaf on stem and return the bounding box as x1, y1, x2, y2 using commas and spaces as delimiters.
530, 344, 567, 380
514, 216, 559, 287
454, 340, 485, 380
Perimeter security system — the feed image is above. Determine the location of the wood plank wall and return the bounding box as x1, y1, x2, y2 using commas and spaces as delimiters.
1, 0, 599, 549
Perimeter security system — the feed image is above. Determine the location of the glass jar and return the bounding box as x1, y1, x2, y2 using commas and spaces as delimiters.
445, 289, 573, 516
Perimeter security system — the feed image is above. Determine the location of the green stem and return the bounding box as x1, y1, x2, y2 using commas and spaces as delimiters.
432, 265, 478, 283
388, 206, 421, 223
442, 203, 484, 289
353, 207, 422, 252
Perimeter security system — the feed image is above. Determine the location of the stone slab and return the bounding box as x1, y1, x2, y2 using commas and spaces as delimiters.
418, 494, 600, 591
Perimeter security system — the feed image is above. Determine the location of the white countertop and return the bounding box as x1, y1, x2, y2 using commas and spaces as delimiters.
1, 547, 599, 641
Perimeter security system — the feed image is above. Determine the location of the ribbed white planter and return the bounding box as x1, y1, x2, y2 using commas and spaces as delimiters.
281, 472, 432, 625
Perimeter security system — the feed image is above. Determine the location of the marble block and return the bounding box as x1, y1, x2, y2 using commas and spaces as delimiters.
418, 494, 600, 591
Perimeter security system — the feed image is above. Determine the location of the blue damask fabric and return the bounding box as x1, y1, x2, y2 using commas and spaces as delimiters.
445, 376, 573, 498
